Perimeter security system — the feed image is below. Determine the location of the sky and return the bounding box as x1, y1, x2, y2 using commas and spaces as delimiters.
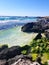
0, 0, 49, 16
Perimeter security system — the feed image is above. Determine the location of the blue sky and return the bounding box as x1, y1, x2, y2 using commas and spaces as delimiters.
0, 0, 49, 16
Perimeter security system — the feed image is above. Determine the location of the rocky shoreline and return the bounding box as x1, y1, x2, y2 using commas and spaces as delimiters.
0, 45, 42, 65
0, 17, 49, 65
21, 18, 49, 33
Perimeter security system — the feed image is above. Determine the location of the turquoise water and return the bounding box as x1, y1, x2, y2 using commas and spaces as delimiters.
0, 16, 38, 47
0, 26, 37, 47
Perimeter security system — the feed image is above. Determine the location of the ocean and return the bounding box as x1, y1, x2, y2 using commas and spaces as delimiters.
0, 16, 38, 47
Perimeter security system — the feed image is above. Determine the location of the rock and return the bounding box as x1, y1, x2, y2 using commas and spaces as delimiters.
21, 22, 35, 32
7, 46, 21, 59
21, 22, 43, 33
0, 54, 42, 65
34, 33, 42, 40
31, 61, 41, 65
0, 60, 7, 65
45, 29, 49, 39
7, 54, 24, 65
0, 45, 8, 52
0, 46, 21, 60
36, 56, 42, 64
7, 54, 42, 65
21, 18, 49, 33
7, 54, 32, 65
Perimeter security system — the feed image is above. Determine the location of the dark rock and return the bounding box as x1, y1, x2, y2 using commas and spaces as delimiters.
21, 22, 44, 33
21, 18, 49, 33
36, 56, 42, 65
21, 45, 31, 54
34, 33, 42, 40
45, 29, 49, 39
0, 45, 8, 52
21, 22, 35, 32
0, 46, 21, 60
7, 46, 21, 59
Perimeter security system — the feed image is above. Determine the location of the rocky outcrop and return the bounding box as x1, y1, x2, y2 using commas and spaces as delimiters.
21, 22, 35, 32
21, 18, 49, 33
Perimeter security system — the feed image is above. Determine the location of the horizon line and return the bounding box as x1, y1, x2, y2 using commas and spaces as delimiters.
0, 15, 49, 17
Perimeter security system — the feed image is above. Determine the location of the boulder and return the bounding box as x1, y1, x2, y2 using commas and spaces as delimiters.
0, 46, 21, 60
21, 22, 34, 32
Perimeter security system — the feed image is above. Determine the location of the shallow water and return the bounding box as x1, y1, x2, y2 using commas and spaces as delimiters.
0, 26, 37, 47
0, 16, 38, 47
